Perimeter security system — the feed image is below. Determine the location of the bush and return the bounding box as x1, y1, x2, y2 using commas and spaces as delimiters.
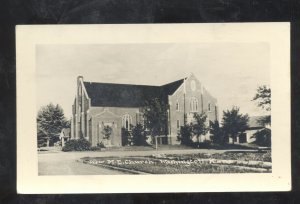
97, 141, 105, 148
90, 146, 102, 151
62, 138, 91, 151
194, 140, 212, 149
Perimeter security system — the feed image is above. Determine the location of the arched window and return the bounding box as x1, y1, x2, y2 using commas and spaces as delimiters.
122, 114, 132, 130
176, 101, 180, 111
190, 97, 198, 112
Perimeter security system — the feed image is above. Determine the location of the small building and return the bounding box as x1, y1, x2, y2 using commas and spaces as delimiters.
60, 128, 71, 147
71, 74, 219, 147
232, 116, 269, 144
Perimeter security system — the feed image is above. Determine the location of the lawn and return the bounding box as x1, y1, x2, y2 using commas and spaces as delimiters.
81, 151, 271, 174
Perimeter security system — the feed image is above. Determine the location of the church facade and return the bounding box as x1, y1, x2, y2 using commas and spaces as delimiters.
70, 74, 218, 147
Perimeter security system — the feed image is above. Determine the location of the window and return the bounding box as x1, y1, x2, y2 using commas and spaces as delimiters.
122, 114, 132, 130
190, 97, 198, 112
176, 101, 180, 111
208, 103, 211, 111
177, 120, 180, 130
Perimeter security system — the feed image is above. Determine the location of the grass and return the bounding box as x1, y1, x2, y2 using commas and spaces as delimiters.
165, 152, 272, 162
81, 151, 271, 174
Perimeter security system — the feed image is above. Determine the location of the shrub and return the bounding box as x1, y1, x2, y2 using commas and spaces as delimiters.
90, 146, 102, 151
62, 138, 91, 151
97, 141, 105, 148
194, 140, 212, 149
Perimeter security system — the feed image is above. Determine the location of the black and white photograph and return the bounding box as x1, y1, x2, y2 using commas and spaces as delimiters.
36, 43, 271, 175
17, 23, 290, 193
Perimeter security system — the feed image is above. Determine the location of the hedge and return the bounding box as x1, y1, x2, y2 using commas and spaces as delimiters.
62, 138, 91, 151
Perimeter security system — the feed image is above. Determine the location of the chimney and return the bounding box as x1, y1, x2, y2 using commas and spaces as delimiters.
77, 76, 83, 83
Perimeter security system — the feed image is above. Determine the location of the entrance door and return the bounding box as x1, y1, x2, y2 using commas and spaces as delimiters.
101, 122, 114, 147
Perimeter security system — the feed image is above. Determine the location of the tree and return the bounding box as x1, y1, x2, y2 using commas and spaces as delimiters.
131, 123, 147, 146
252, 85, 271, 125
222, 107, 249, 144
252, 85, 271, 145
252, 85, 271, 111
37, 103, 68, 147
143, 98, 169, 137
209, 120, 224, 145
192, 113, 209, 145
178, 124, 193, 146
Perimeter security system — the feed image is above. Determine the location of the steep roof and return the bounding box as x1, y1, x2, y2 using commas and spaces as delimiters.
161, 79, 185, 96
83, 79, 184, 107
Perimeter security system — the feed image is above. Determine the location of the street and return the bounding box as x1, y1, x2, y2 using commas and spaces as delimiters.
38, 148, 239, 175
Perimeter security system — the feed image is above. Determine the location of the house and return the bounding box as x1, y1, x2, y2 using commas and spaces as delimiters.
70, 74, 219, 147
59, 128, 71, 147
231, 116, 270, 144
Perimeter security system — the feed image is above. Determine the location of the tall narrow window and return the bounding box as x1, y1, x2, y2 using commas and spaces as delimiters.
177, 120, 180, 130
208, 103, 211, 111
190, 97, 198, 112
122, 114, 132, 130
176, 101, 180, 111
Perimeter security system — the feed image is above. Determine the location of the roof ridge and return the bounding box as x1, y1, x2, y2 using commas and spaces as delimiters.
161, 78, 185, 87
83, 81, 161, 88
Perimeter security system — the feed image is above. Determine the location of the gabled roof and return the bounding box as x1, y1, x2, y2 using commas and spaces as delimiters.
83, 78, 184, 107
161, 78, 185, 96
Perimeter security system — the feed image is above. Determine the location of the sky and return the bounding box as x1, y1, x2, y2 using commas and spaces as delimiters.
36, 43, 270, 119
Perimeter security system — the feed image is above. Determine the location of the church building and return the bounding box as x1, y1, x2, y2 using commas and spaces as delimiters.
70, 73, 218, 147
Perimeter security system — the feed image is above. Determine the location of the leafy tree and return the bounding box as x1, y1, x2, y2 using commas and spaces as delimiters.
192, 113, 209, 145
252, 85, 271, 125
222, 107, 249, 144
209, 120, 224, 145
252, 85, 271, 111
143, 98, 169, 137
252, 85, 271, 145
131, 123, 147, 146
101, 125, 112, 140
178, 124, 193, 146
37, 123, 48, 147
37, 103, 68, 147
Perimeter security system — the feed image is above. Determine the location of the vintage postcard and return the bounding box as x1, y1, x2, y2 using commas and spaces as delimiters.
16, 23, 291, 193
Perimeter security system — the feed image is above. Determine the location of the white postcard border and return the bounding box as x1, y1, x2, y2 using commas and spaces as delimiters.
16, 23, 291, 193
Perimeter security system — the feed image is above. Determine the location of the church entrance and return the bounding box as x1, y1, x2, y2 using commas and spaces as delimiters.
99, 122, 116, 147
